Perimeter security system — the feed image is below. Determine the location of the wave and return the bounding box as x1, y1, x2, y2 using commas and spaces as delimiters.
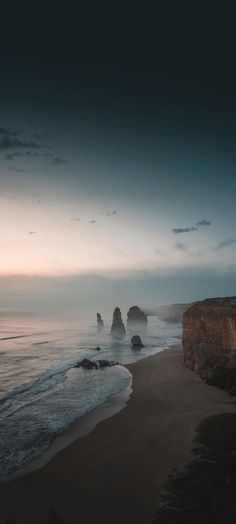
0, 316, 182, 479
0, 334, 38, 341
0, 347, 102, 408
0, 364, 132, 480
33, 341, 49, 346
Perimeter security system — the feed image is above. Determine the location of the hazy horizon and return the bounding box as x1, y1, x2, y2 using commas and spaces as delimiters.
0, 268, 235, 319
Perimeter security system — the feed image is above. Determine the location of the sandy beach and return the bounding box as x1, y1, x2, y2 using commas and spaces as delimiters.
1, 345, 236, 524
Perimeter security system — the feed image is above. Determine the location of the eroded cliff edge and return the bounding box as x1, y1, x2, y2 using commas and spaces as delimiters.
183, 297, 236, 393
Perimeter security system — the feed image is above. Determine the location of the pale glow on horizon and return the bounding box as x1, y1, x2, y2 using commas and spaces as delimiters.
0, 195, 167, 275
0, 191, 234, 277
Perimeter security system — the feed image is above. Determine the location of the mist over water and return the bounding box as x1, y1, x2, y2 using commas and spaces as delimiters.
0, 311, 181, 480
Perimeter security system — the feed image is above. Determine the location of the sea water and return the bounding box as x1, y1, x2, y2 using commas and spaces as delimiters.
0, 313, 181, 480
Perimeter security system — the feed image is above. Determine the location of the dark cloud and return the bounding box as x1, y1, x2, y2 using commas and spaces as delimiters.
70, 217, 80, 222
172, 227, 198, 234
29, 231, 36, 235
4, 151, 41, 160
0, 127, 9, 135
0, 136, 41, 151
0, 127, 52, 151
106, 209, 117, 217
26, 151, 41, 157
175, 241, 188, 251
212, 238, 236, 251
4, 152, 22, 160
0, 127, 20, 136
51, 157, 67, 166
190, 250, 204, 257
89, 220, 96, 224
8, 166, 30, 173
32, 133, 44, 139
196, 219, 211, 227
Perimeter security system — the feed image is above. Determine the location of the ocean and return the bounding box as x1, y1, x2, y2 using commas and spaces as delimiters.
0, 313, 181, 480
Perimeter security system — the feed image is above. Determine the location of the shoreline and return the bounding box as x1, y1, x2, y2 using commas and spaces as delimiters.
14, 377, 133, 481
3, 346, 170, 482
1, 345, 236, 524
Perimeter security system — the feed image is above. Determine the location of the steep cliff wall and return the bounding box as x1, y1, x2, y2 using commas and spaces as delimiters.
144, 303, 190, 323
183, 298, 236, 380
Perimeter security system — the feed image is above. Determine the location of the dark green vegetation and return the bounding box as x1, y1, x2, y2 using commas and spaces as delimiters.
154, 413, 236, 524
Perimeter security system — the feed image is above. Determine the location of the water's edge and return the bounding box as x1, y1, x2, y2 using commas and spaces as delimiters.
0, 312, 181, 482
3, 373, 133, 482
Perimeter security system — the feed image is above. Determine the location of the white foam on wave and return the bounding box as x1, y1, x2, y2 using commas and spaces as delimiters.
0, 363, 131, 480
0, 348, 100, 407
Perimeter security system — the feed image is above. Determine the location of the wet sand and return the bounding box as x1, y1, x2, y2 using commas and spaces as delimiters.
1, 345, 236, 524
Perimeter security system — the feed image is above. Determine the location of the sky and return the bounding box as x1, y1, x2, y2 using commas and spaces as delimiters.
0, 4, 235, 314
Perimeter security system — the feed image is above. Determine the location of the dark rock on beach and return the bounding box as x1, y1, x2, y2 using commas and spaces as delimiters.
74, 358, 98, 370
74, 358, 118, 370
97, 360, 118, 368
131, 335, 144, 348
111, 307, 126, 339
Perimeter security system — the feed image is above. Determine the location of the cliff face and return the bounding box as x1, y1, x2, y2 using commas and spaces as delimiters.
183, 297, 236, 379
157, 303, 190, 323
144, 303, 190, 322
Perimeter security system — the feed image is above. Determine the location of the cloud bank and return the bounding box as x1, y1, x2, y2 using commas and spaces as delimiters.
212, 238, 236, 251
172, 226, 198, 234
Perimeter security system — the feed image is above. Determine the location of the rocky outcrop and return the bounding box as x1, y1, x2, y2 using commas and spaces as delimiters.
75, 358, 98, 370
183, 297, 236, 382
111, 307, 126, 339
131, 335, 144, 348
157, 303, 191, 323
127, 306, 148, 327
74, 358, 118, 369
98, 359, 118, 368
96, 313, 104, 331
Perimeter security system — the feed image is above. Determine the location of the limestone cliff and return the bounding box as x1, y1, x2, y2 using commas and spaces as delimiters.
183, 297, 236, 381
145, 303, 190, 322
157, 303, 190, 323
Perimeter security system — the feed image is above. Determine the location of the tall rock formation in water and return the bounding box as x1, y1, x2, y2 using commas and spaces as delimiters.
183, 297, 236, 380
96, 313, 104, 331
111, 307, 126, 339
127, 306, 148, 327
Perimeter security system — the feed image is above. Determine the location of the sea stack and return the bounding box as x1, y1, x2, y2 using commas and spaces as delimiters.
183, 297, 236, 380
111, 307, 126, 339
96, 313, 104, 331
127, 306, 148, 329
131, 335, 144, 348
